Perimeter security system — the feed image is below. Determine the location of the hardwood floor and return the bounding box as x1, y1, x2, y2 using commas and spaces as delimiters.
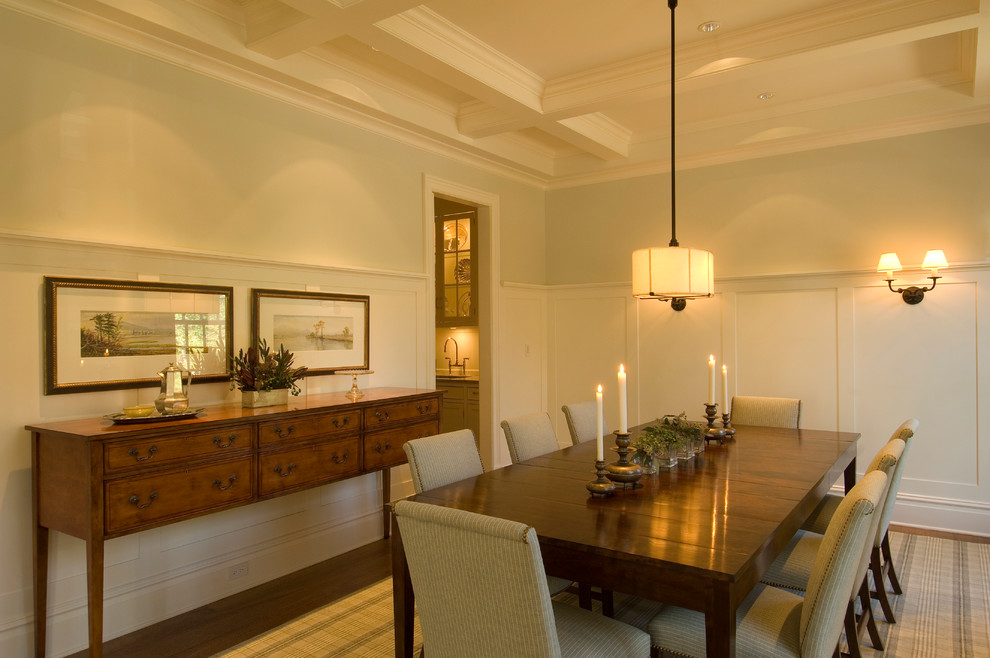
67, 539, 392, 658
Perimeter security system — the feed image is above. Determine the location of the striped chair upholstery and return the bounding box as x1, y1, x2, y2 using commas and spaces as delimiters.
760, 438, 904, 655
644, 470, 887, 658
800, 418, 919, 623
393, 500, 650, 658
730, 395, 801, 429
562, 401, 609, 446
403, 429, 483, 494
403, 429, 570, 595
501, 412, 561, 463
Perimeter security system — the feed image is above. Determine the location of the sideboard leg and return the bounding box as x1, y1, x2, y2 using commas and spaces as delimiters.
33, 525, 49, 657
382, 468, 392, 539
86, 537, 105, 657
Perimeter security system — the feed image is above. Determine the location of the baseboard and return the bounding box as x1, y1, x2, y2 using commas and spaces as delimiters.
825, 485, 990, 539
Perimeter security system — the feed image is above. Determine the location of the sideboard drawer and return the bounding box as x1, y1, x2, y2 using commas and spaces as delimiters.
105, 457, 254, 534
364, 419, 438, 470
258, 437, 361, 496
258, 409, 361, 446
105, 426, 253, 473
364, 398, 439, 428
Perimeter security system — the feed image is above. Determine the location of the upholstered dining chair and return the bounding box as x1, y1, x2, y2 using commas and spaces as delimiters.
501, 412, 561, 463
729, 395, 802, 429
561, 401, 609, 446
392, 500, 651, 658
403, 429, 483, 494
801, 418, 919, 624
759, 438, 905, 656
641, 470, 887, 658
402, 429, 571, 596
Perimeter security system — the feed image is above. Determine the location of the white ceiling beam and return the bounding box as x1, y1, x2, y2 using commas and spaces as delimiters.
370, 6, 630, 159
543, 0, 982, 118
245, 0, 420, 59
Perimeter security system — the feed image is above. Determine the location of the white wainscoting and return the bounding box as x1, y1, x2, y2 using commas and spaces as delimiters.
545, 267, 990, 538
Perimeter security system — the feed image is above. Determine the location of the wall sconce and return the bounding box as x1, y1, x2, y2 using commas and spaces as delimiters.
877, 250, 947, 305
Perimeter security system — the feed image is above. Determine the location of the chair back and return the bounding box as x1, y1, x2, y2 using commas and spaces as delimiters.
403, 429, 483, 494
561, 401, 608, 446
800, 470, 887, 656
875, 418, 919, 547
730, 395, 801, 428
851, 438, 904, 591
393, 499, 562, 657
500, 412, 560, 463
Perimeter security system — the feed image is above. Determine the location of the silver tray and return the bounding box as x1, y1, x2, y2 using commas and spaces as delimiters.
103, 408, 205, 425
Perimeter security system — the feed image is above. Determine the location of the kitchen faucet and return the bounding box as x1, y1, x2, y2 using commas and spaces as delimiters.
443, 337, 469, 374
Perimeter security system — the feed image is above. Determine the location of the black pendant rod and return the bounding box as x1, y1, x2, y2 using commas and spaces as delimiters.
668, 0, 678, 248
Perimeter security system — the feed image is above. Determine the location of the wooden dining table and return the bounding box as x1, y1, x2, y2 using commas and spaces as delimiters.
392, 423, 859, 657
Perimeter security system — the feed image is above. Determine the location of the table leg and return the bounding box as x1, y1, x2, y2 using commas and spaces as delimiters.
87, 537, 105, 657
392, 514, 415, 658
705, 583, 736, 657
844, 456, 857, 494
33, 525, 49, 657
382, 468, 392, 539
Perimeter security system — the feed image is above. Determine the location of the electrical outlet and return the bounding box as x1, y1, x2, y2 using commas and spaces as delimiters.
227, 562, 249, 580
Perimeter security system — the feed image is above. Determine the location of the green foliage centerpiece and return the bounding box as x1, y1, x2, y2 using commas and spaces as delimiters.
231, 339, 307, 408
633, 412, 706, 472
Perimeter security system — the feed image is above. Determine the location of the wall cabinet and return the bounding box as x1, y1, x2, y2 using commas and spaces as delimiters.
436, 210, 477, 326
29, 387, 441, 657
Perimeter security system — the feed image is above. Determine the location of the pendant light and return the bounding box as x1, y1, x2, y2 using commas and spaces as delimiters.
632, 0, 714, 311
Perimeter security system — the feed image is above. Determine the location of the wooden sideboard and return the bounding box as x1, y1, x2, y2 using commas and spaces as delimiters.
29, 387, 442, 657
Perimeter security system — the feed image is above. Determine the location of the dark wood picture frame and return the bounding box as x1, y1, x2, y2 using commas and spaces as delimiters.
44, 276, 234, 395
250, 288, 370, 377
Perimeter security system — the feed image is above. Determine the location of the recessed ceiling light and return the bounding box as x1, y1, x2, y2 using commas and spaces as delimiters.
758, 92, 775, 100
698, 21, 720, 33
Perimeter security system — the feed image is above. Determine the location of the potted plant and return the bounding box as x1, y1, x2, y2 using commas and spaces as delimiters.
230, 339, 308, 408
633, 412, 706, 471
661, 412, 706, 459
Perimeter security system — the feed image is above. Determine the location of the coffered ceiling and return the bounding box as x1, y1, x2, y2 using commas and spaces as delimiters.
7, 0, 990, 187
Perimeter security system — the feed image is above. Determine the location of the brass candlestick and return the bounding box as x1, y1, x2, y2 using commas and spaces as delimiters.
587, 460, 616, 497
605, 431, 643, 488
704, 403, 726, 444
721, 412, 736, 438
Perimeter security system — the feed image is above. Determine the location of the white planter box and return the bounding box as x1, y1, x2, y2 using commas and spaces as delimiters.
241, 388, 289, 408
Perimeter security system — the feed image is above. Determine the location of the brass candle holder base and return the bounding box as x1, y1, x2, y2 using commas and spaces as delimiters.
704, 403, 726, 444
605, 431, 643, 489
587, 460, 616, 497
721, 412, 736, 438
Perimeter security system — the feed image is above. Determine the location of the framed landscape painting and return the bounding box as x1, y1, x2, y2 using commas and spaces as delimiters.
251, 289, 370, 377
44, 277, 233, 394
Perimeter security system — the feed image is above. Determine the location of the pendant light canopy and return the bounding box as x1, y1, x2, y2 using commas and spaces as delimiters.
631, 0, 714, 310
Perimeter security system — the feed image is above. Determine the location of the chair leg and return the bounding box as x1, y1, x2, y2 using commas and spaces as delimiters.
578, 582, 593, 610
880, 531, 902, 595
600, 588, 614, 618
857, 576, 884, 650
870, 546, 897, 624
842, 601, 862, 658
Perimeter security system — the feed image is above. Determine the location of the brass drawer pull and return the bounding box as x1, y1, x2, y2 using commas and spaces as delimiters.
274, 463, 296, 478
374, 409, 390, 422
331, 417, 349, 429
128, 446, 158, 462
332, 451, 349, 464
417, 403, 432, 414
128, 492, 158, 509
213, 475, 237, 491
374, 442, 391, 454
213, 434, 237, 449
274, 425, 295, 438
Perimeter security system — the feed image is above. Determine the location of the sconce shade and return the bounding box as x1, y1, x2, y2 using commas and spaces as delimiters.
877, 252, 902, 277
632, 246, 715, 300
922, 249, 948, 270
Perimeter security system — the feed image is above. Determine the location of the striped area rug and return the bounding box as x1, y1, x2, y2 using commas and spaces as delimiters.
215, 532, 987, 657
